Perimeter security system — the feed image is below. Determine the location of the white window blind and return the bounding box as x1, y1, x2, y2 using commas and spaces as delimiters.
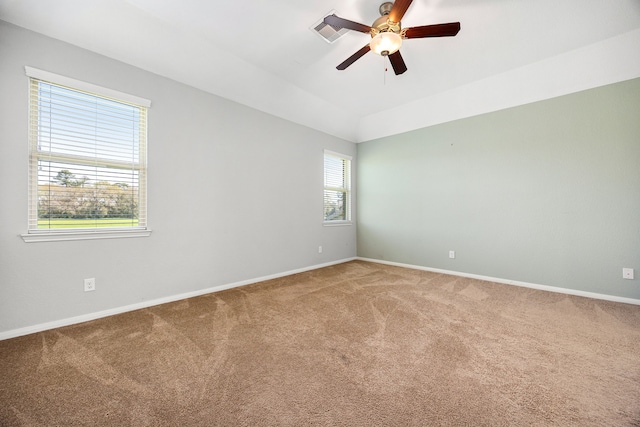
324, 150, 351, 222
27, 70, 149, 234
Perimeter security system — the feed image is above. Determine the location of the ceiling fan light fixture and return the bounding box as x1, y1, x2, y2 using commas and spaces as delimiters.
369, 31, 402, 56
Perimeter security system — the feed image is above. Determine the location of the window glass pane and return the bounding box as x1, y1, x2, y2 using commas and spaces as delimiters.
37, 160, 140, 229
324, 156, 345, 188
324, 189, 347, 221
37, 83, 141, 163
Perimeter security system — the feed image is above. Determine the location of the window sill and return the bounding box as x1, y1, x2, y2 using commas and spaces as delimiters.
21, 229, 152, 243
323, 221, 353, 227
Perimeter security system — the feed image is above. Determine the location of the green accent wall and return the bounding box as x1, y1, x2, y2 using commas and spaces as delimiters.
357, 78, 640, 299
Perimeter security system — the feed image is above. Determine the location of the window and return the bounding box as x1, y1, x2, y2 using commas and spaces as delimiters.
23, 67, 151, 242
324, 150, 351, 223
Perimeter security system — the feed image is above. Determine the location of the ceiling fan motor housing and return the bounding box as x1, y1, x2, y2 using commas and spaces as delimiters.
372, 16, 401, 36
372, 15, 401, 32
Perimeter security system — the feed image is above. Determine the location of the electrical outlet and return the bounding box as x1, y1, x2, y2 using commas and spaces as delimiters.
84, 278, 96, 292
449, 250, 455, 259
318, 246, 323, 254
622, 268, 634, 280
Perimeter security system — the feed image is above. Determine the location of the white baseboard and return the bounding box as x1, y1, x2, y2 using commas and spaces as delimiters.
358, 257, 640, 306
0, 257, 357, 341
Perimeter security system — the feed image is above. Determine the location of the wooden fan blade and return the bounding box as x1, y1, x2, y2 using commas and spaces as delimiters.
404, 22, 461, 39
337, 44, 371, 70
388, 0, 413, 23
388, 51, 407, 75
324, 14, 371, 33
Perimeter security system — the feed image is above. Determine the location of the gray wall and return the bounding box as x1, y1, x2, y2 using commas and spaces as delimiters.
358, 78, 640, 300
0, 21, 356, 335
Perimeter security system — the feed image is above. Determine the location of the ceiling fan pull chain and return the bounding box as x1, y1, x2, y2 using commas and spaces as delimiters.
383, 56, 388, 85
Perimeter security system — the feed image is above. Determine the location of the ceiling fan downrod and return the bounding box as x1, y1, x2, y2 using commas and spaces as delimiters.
379, 2, 394, 16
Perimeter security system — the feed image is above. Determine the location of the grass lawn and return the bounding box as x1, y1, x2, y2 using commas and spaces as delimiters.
38, 218, 139, 229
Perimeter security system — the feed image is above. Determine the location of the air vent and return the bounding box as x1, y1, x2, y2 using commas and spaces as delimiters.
311, 10, 349, 44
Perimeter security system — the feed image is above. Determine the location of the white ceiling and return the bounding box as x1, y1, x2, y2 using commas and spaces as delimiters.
1, 0, 639, 142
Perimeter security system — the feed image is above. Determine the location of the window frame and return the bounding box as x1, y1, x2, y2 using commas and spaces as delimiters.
21, 67, 152, 242
323, 149, 352, 226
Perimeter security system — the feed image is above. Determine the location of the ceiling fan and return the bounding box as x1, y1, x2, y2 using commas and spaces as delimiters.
324, 0, 461, 75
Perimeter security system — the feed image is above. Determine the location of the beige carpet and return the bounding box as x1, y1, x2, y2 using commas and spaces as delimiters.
1, 260, 639, 426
